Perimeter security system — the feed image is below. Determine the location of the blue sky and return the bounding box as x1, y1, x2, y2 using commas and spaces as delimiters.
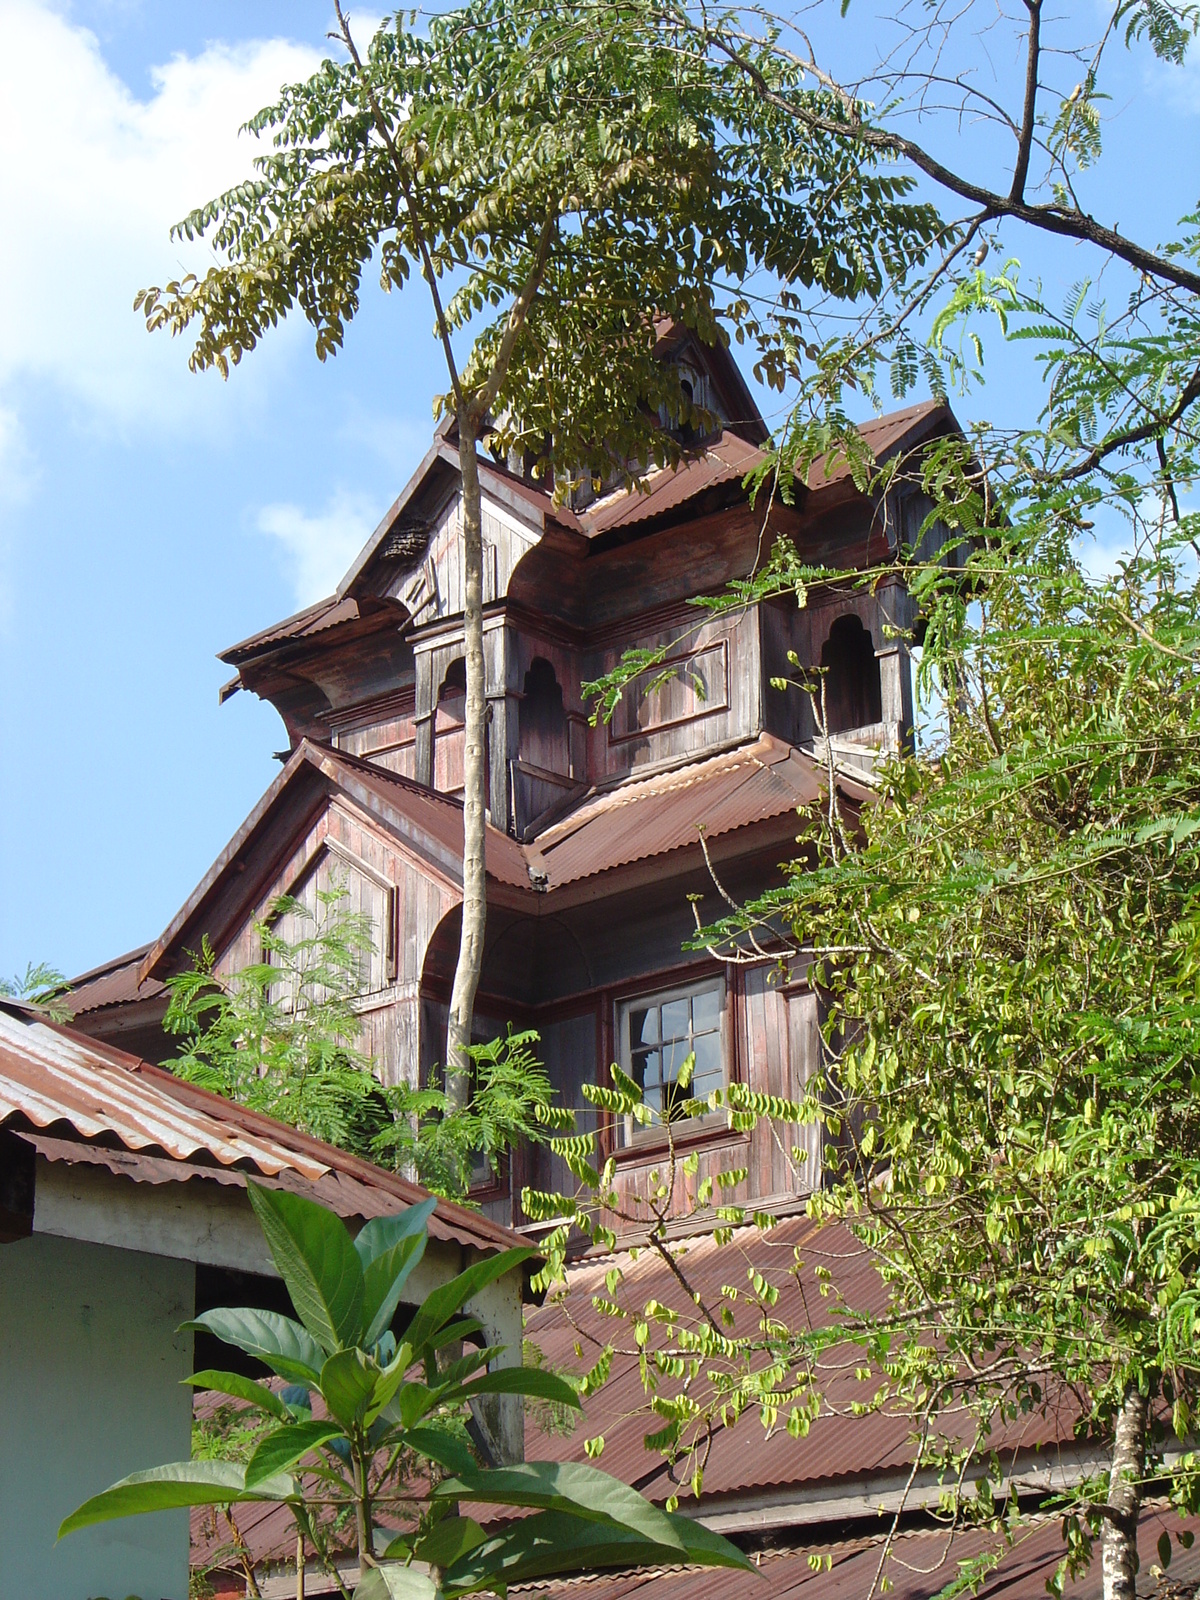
0, 0, 1197, 985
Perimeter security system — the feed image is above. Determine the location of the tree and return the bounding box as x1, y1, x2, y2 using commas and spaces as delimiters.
520, 8, 1200, 1595
163, 886, 554, 1200
61, 1182, 754, 1599
135, 0, 940, 1105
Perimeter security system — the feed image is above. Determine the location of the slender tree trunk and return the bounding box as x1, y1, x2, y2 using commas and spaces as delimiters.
446, 407, 488, 1109
1103, 1383, 1147, 1600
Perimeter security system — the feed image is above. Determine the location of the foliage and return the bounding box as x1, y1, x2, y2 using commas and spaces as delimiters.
0, 960, 72, 1021
532, 5, 1200, 1589
162, 888, 554, 1202
135, 0, 943, 1094
60, 1184, 753, 1600
380, 1029, 554, 1201
163, 886, 390, 1160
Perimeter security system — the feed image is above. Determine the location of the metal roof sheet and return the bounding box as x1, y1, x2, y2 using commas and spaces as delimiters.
0, 1001, 533, 1257
524, 1216, 1075, 1504
506, 1512, 1198, 1600
579, 432, 765, 537
528, 736, 868, 889
67, 944, 162, 1015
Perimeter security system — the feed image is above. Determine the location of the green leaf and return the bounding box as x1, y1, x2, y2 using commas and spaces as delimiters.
416, 1515, 487, 1569
434, 1461, 688, 1553
366, 1340, 413, 1424
363, 1232, 430, 1348
245, 1420, 346, 1488
355, 1199, 437, 1269
458, 1367, 581, 1408
353, 1566, 439, 1600
405, 1425, 478, 1477
185, 1369, 291, 1421
182, 1308, 324, 1386
58, 1460, 296, 1538
357, 1199, 436, 1347
247, 1180, 365, 1352
441, 1507, 754, 1595
404, 1248, 532, 1356
321, 1347, 380, 1427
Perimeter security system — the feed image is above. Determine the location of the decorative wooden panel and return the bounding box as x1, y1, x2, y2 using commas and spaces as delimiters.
610, 641, 729, 742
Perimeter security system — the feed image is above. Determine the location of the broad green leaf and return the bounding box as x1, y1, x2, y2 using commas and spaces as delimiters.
366, 1341, 413, 1425
354, 1199, 437, 1269
353, 1565, 439, 1600
404, 1248, 532, 1355
416, 1515, 487, 1570
458, 1367, 581, 1408
427, 1317, 484, 1352
434, 1462, 687, 1553
247, 1180, 365, 1351
185, 1369, 290, 1421
441, 1507, 755, 1595
321, 1347, 379, 1426
405, 1424, 478, 1477
183, 1308, 324, 1386
363, 1231, 429, 1348
58, 1460, 296, 1537
245, 1420, 346, 1489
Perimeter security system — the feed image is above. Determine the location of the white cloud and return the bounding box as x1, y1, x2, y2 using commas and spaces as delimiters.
257, 490, 382, 606
0, 2, 324, 430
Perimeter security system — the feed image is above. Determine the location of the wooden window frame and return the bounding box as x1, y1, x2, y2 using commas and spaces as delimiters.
614, 972, 729, 1150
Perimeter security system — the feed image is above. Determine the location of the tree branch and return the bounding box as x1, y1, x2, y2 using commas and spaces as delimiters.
1009, 2, 1042, 204
704, 25, 1200, 297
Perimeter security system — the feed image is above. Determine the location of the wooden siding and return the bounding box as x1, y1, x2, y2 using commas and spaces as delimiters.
389, 490, 540, 625
211, 798, 459, 1091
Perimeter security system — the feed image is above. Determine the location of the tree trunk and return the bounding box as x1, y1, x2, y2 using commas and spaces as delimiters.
445, 407, 488, 1110
1103, 1382, 1147, 1600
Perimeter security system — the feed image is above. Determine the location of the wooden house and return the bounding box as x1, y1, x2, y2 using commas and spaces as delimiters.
67, 333, 960, 1236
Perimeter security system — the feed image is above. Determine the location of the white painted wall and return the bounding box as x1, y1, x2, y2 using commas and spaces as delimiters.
0, 1232, 194, 1600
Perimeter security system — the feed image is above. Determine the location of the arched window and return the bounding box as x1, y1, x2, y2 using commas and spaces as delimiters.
820, 614, 883, 735
519, 657, 569, 775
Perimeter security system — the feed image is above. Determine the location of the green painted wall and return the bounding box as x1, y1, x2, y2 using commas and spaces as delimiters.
0, 1232, 194, 1600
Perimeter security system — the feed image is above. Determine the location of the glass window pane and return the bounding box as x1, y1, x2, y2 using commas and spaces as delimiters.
661, 997, 689, 1041
691, 985, 721, 1033
691, 1031, 723, 1098
634, 1045, 660, 1089
630, 1006, 658, 1047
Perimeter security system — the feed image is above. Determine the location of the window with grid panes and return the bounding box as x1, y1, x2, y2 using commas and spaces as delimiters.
618, 977, 725, 1143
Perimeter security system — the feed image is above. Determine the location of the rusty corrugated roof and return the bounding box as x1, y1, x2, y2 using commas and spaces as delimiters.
576, 403, 952, 540
527, 736, 867, 889
67, 943, 162, 1015
525, 1215, 1077, 1504
579, 432, 765, 537
0, 1000, 534, 1257
509, 1512, 1198, 1600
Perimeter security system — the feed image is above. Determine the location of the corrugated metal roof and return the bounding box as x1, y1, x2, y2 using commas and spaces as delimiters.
576, 403, 952, 540
528, 736, 867, 889
221, 595, 362, 663
67, 944, 162, 1015
510, 1512, 1199, 1600
525, 1216, 1076, 1504
580, 433, 765, 537
0, 1000, 534, 1257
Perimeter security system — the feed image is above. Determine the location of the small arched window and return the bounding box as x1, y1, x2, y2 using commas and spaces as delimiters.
820, 614, 883, 735
519, 657, 569, 775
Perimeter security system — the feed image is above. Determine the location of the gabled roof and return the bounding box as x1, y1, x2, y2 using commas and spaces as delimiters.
86, 735, 864, 1006
0, 998, 529, 1255
136, 739, 535, 985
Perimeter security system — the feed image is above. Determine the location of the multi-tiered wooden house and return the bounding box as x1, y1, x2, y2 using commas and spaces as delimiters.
68, 330, 958, 1233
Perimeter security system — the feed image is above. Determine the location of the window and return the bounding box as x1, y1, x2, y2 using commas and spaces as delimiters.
820, 614, 883, 735
618, 977, 725, 1142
